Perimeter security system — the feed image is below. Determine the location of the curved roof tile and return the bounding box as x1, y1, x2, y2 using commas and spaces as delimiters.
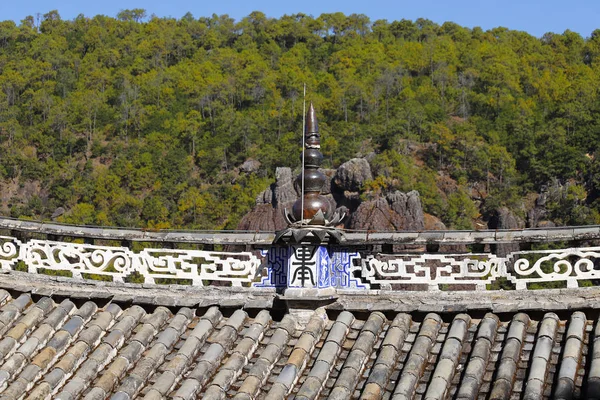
0, 291, 595, 399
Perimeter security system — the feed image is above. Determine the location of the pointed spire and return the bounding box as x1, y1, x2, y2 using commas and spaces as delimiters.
278, 102, 346, 242
305, 103, 319, 136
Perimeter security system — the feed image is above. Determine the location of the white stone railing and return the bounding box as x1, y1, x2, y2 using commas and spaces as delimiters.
0, 236, 261, 286
362, 253, 505, 291
2, 235, 600, 290
362, 247, 600, 290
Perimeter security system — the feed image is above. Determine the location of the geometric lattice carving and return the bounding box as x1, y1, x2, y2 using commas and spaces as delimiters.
13, 237, 261, 286
254, 247, 290, 288
138, 248, 261, 286
361, 247, 600, 290
362, 253, 506, 290
328, 248, 366, 289
4, 235, 600, 290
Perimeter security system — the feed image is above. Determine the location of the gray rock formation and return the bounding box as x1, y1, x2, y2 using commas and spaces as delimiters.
348, 191, 425, 231
272, 167, 297, 207
51, 207, 66, 220
238, 160, 432, 235
527, 189, 550, 228
497, 206, 525, 230
387, 191, 425, 231
238, 167, 297, 231
333, 158, 372, 192
348, 198, 397, 231
330, 158, 372, 212
320, 168, 336, 195
489, 207, 525, 256
239, 159, 261, 174
237, 204, 276, 231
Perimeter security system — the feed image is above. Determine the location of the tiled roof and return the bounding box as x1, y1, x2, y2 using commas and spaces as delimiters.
0, 289, 595, 399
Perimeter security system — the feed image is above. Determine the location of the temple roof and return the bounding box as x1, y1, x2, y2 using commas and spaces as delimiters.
0, 273, 599, 399
2, 213, 600, 399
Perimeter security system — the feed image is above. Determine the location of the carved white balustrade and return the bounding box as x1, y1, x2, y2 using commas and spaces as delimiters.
25, 239, 135, 281
2, 235, 600, 291
0, 236, 22, 271
10, 237, 261, 286
362, 253, 507, 290
137, 249, 262, 286
508, 247, 600, 289
361, 247, 600, 290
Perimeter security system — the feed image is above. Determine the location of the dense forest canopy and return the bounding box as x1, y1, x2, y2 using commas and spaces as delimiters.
1, 10, 600, 230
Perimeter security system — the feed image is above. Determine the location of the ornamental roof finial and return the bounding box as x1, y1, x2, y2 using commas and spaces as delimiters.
282, 103, 345, 233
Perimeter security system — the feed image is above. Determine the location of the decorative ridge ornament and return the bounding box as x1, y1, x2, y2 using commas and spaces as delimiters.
280, 102, 346, 244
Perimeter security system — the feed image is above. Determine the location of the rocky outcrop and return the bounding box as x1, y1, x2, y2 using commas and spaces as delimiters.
501, 207, 525, 230
238, 158, 261, 174
424, 213, 447, 230
536, 220, 556, 228
239, 159, 431, 236
348, 191, 424, 231
348, 198, 397, 231
237, 204, 277, 231
320, 168, 336, 195
489, 207, 525, 256
51, 207, 66, 220
238, 167, 297, 231
388, 191, 425, 230
333, 158, 372, 192
272, 167, 297, 207
331, 158, 372, 212
527, 189, 552, 228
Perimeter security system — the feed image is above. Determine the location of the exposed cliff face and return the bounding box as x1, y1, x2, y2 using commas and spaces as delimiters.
236, 204, 277, 231
488, 206, 525, 256
238, 159, 427, 233
237, 167, 296, 231
272, 167, 297, 207
333, 158, 373, 193
347, 191, 425, 231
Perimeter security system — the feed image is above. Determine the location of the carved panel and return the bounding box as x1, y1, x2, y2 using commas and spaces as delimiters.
138, 249, 261, 286
330, 248, 366, 289
15, 238, 261, 285
25, 240, 135, 281
0, 236, 23, 271
3, 235, 600, 291
508, 247, 600, 289
361, 253, 505, 290
255, 247, 289, 288
289, 245, 318, 288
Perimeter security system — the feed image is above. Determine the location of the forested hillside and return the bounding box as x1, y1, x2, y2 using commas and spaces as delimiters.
1, 10, 600, 230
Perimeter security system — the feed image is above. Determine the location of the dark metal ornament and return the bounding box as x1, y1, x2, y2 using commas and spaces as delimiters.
283, 103, 346, 231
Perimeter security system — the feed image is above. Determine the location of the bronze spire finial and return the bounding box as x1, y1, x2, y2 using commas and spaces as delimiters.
284, 103, 344, 228
305, 103, 319, 137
